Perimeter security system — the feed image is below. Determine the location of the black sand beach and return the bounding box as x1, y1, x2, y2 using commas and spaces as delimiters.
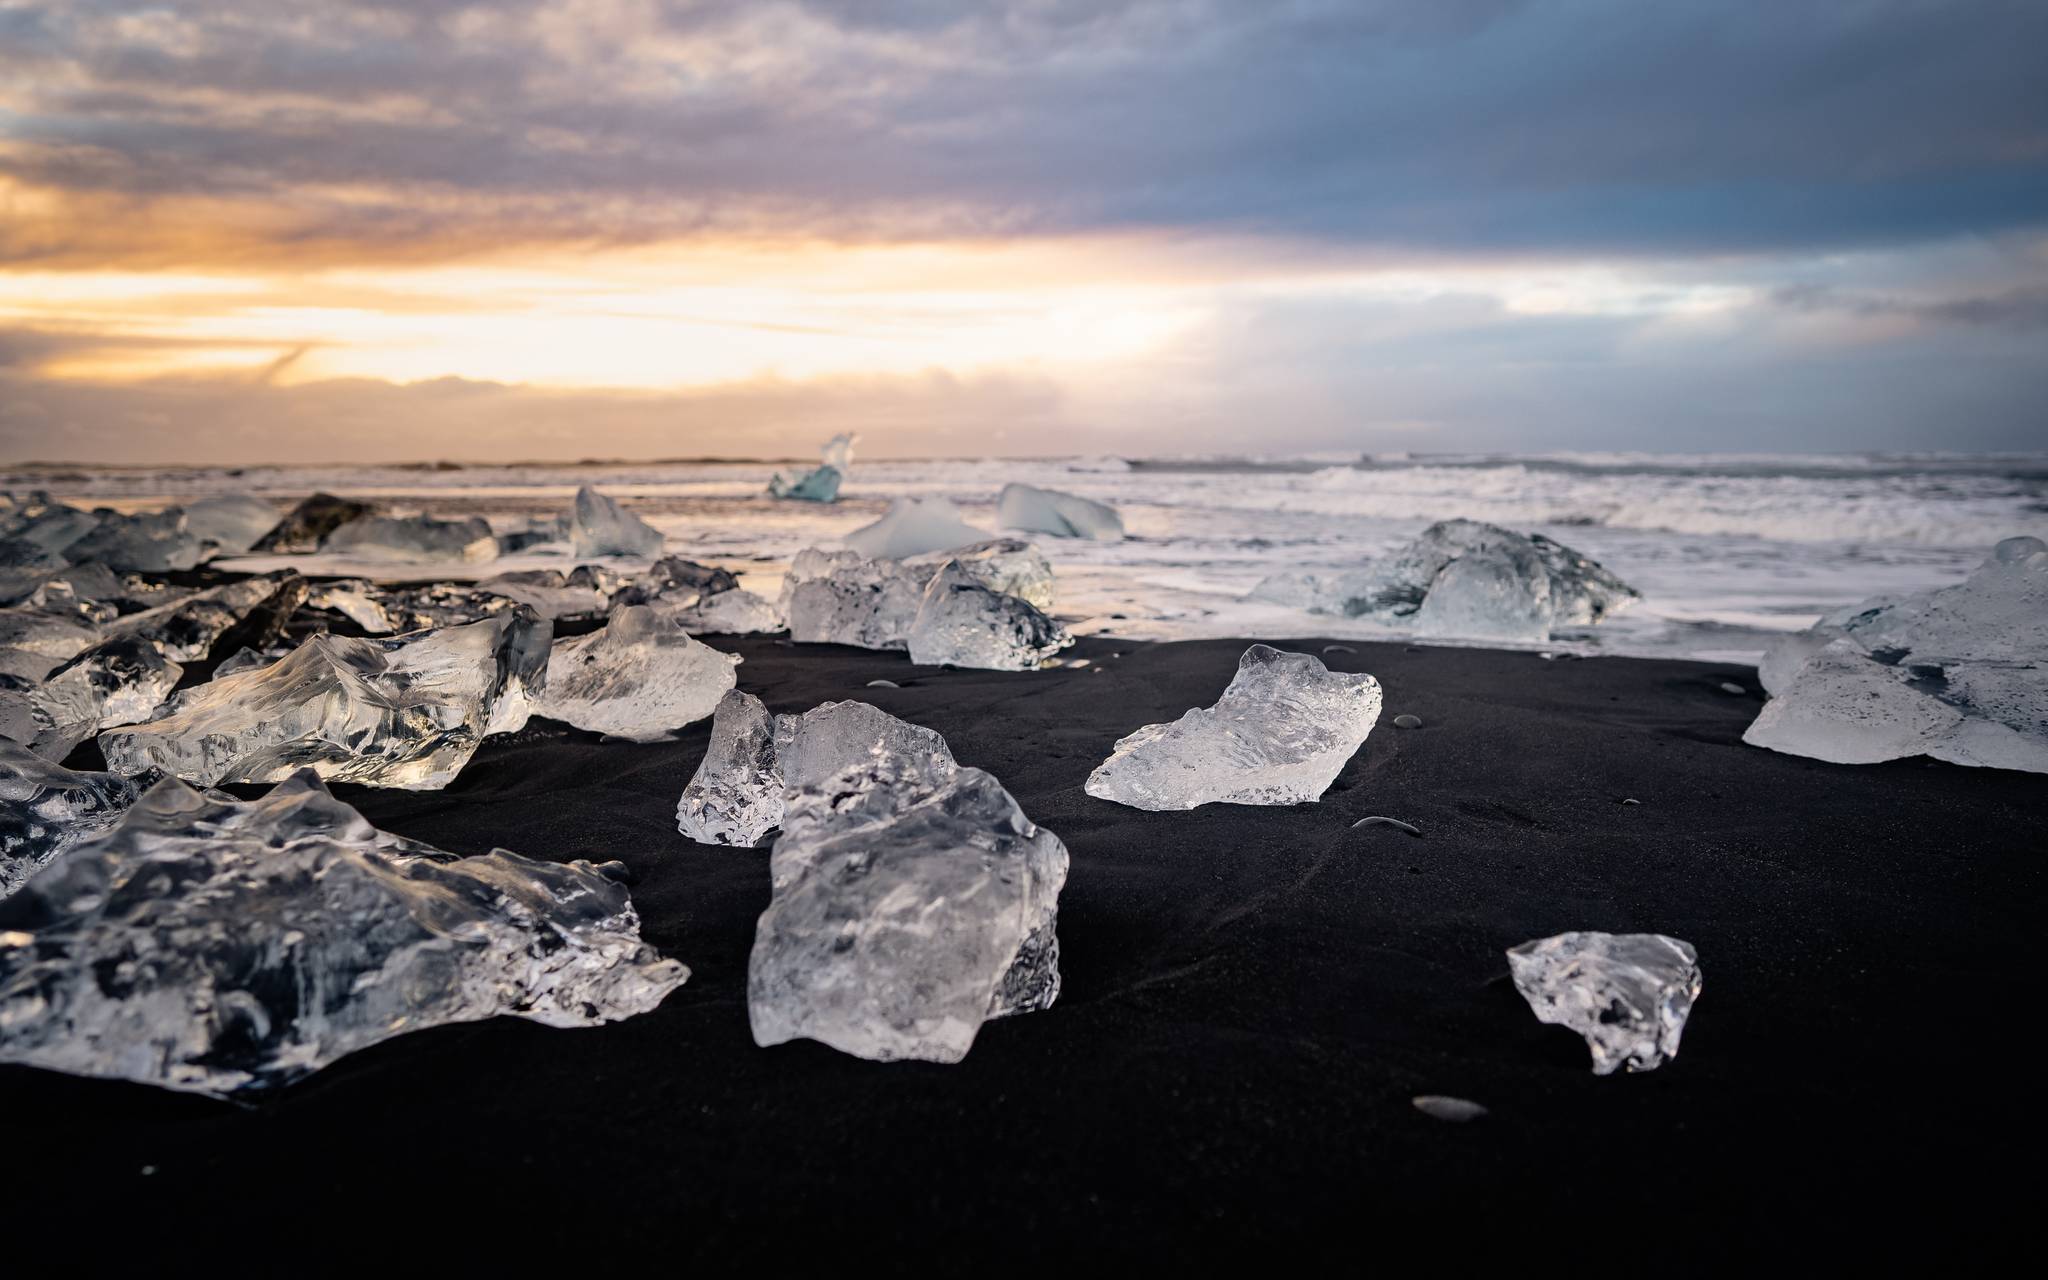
10, 635, 2041, 1263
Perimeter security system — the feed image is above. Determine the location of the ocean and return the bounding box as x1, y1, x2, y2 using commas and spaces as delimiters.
11, 451, 2045, 665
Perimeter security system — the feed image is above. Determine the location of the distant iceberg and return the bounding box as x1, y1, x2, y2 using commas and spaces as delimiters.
769, 432, 858, 503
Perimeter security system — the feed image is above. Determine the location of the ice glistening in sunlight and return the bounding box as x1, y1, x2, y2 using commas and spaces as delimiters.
537, 603, 740, 740
1, 742, 146, 898
1508, 931, 1703, 1075
0, 773, 686, 1096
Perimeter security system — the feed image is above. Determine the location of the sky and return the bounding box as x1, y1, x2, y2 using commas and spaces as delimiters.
2, 0, 2045, 463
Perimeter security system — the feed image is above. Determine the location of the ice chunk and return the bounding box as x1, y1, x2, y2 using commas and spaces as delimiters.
183, 495, 282, 555
104, 572, 307, 662
99, 608, 550, 789
1, 743, 145, 898
250, 492, 379, 553
1412, 542, 1553, 642
1507, 931, 1702, 1075
305, 579, 397, 633
819, 432, 856, 472
569, 486, 663, 558
780, 548, 928, 650
493, 515, 570, 555
0, 562, 127, 609
1085, 644, 1382, 810
666, 588, 785, 635
321, 512, 499, 563
997, 483, 1124, 540
748, 750, 1067, 1063
476, 568, 614, 620
0, 606, 101, 663
677, 697, 954, 846
842, 496, 990, 559
55, 509, 209, 573
768, 433, 856, 502
906, 560, 1073, 671
0, 636, 183, 760
909, 538, 1055, 609
536, 604, 739, 741
0, 493, 99, 563
0, 773, 686, 1096
1745, 538, 2047, 772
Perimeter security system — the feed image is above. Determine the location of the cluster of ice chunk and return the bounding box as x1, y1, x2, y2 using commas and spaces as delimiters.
537, 604, 740, 740
1744, 536, 2047, 772
0, 772, 686, 1096
321, 512, 499, 563
780, 540, 1065, 667
2, 491, 281, 573
1085, 645, 1382, 810
1507, 931, 1703, 1075
1252, 519, 1638, 642
1, 743, 147, 898
997, 482, 1125, 541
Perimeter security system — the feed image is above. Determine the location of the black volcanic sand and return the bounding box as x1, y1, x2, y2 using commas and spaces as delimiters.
10, 635, 2041, 1264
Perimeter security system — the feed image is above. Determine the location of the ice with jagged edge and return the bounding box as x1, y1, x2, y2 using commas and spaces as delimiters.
251, 493, 377, 553
907, 560, 1072, 670
305, 579, 397, 633
476, 567, 620, 620
748, 748, 1067, 1064
321, 512, 500, 563
677, 694, 955, 846
781, 541, 1054, 651
99, 608, 549, 789
0, 636, 183, 760
182, 495, 282, 555
768, 433, 856, 503
666, 588, 785, 635
842, 496, 991, 559
569, 486, 664, 558
1745, 535, 2048, 772
1508, 931, 1702, 1075
0, 773, 687, 1096
614, 556, 740, 605
997, 482, 1125, 541
536, 604, 739, 741
61, 509, 209, 573
1086, 645, 1382, 810
106, 572, 307, 661
1251, 519, 1638, 642
1, 492, 101, 565
1, 743, 146, 898
909, 538, 1055, 609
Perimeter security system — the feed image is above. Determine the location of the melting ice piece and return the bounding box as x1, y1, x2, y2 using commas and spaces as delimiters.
537, 604, 739, 741
1085, 644, 1382, 810
0, 606, 102, 664
103, 573, 306, 662
0, 637, 183, 760
1, 742, 146, 898
99, 609, 550, 789
322, 512, 499, 563
909, 538, 1055, 609
906, 560, 1072, 671
477, 567, 615, 620
1745, 536, 2048, 772
305, 579, 396, 633
0, 493, 100, 564
250, 492, 379, 554
183, 495, 282, 556
748, 750, 1067, 1063
780, 549, 929, 650
1507, 931, 1702, 1075
768, 433, 856, 503
842, 496, 991, 559
0, 773, 687, 1095
666, 588, 785, 635
61, 509, 208, 573
997, 483, 1124, 541
676, 695, 955, 846
569, 486, 664, 558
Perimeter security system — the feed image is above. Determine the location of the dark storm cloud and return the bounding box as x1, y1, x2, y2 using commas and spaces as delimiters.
4, 0, 2044, 263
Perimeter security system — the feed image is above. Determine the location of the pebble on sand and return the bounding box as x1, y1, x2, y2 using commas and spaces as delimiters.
1718, 681, 1746, 695
1412, 1095, 1489, 1123
1393, 714, 1423, 729
1353, 816, 1422, 836
866, 679, 900, 688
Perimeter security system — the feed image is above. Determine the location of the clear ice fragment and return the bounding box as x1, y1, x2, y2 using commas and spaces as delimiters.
569, 486, 664, 558
60, 509, 207, 573
1507, 931, 1702, 1075
768, 433, 856, 502
779, 548, 929, 650
908, 538, 1055, 609
996, 483, 1124, 540
536, 604, 739, 741
321, 512, 499, 563
182, 495, 282, 555
841, 496, 990, 559
250, 492, 379, 553
1085, 644, 1382, 810
0, 636, 183, 760
666, 588, 785, 635
906, 560, 1072, 671
104, 573, 305, 662
1, 742, 145, 898
0, 773, 687, 1095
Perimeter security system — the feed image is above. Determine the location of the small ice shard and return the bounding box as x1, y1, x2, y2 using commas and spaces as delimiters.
748, 749, 1067, 1063
1085, 645, 1382, 810
997, 483, 1124, 541
1746, 537, 2048, 772
182, 495, 282, 555
1507, 931, 1702, 1075
910, 538, 1055, 609
768, 433, 856, 502
1, 742, 146, 898
305, 579, 396, 633
612, 556, 741, 607
0, 636, 183, 760
364, 582, 520, 632
537, 604, 739, 741
842, 496, 990, 559
666, 588, 785, 635
780, 549, 929, 650
104, 572, 306, 662
321, 512, 499, 563
906, 560, 1073, 671
99, 609, 550, 789
677, 696, 954, 846
0, 773, 687, 1096
250, 492, 378, 554
61, 509, 207, 573
1412, 1095, 1489, 1122
477, 568, 614, 620
569, 486, 663, 558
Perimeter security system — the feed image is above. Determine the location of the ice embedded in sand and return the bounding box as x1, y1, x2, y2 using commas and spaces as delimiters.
536, 604, 739, 740
748, 748, 1067, 1064
1085, 644, 1382, 810
1745, 536, 2048, 772
0, 636, 183, 760
569, 486, 664, 558
99, 608, 549, 789
1507, 931, 1702, 1075
0, 773, 687, 1096
997, 482, 1125, 541
320, 512, 499, 563
906, 560, 1072, 671
842, 496, 990, 559
1, 742, 147, 898
676, 695, 955, 846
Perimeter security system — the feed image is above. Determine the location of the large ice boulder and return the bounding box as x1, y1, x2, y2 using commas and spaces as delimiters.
1744, 536, 2048, 772
781, 540, 1057, 652
997, 483, 1124, 541
842, 496, 990, 559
